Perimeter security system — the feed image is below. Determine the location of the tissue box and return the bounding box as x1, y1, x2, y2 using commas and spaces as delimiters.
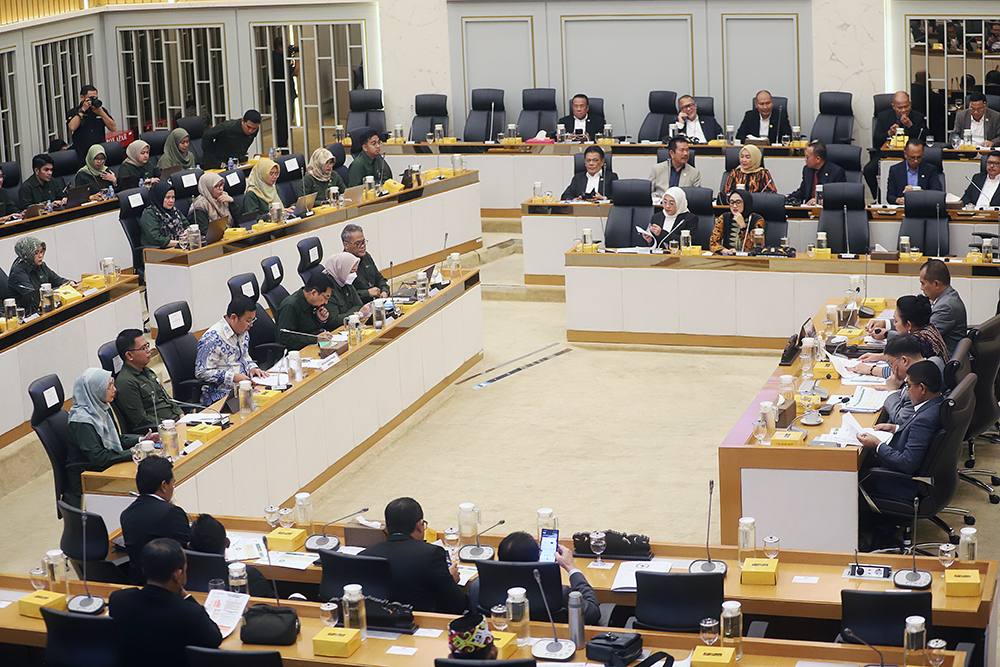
692, 645, 735, 667
186, 423, 222, 443
814, 361, 839, 380
812, 248, 832, 259
19, 590, 67, 618
492, 631, 518, 659
223, 228, 248, 240
837, 327, 864, 343
945, 569, 982, 597
966, 252, 983, 264
681, 245, 703, 256
740, 558, 778, 584
313, 627, 361, 657
54, 286, 83, 305
771, 430, 806, 447
382, 179, 404, 194
79, 274, 107, 290
861, 297, 887, 311
254, 389, 281, 407
251, 222, 279, 233
266, 527, 306, 552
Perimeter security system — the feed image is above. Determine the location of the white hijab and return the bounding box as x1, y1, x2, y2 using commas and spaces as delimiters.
661, 187, 689, 230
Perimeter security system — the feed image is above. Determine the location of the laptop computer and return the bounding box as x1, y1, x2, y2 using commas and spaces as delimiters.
204, 217, 230, 244
64, 185, 92, 209
160, 165, 183, 179
343, 184, 365, 203
292, 192, 317, 218
117, 175, 141, 191
391, 265, 435, 300
237, 211, 259, 229
23, 204, 45, 219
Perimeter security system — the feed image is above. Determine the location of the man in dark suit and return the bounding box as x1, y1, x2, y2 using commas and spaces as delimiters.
961, 150, 1000, 207
120, 456, 191, 584
360, 497, 467, 614
864, 91, 927, 200
561, 145, 618, 201
188, 513, 275, 598
558, 94, 605, 140
789, 141, 846, 205
885, 139, 942, 204
109, 538, 223, 667
735, 90, 792, 144
676, 95, 722, 144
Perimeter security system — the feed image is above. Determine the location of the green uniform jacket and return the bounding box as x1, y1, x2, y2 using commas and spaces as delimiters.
72, 171, 109, 196
65, 421, 138, 508
118, 161, 162, 182
300, 172, 346, 199
276, 289, 329, 350
6, 258, 68, 301
347, 152, 392, 187
139, 207, 191, 249
114, 363, 183, 431
327, 281, 364, 323
353, 252, 390, 304
202, 118, 258, 169
0, 189, 17, 216
18, 175, 63, 209
242, 191, 273, 220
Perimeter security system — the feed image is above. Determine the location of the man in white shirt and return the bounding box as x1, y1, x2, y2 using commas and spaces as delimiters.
675, 95, 721, 145
735, 90, 792, 144
560, 145, 618, 200
961, 150, 1000, 208
557, 94, 605, 140
953, 93, 1000, 147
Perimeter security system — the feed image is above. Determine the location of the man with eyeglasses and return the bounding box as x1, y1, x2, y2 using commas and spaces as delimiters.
114, 328, 183, 430
954, 93, 1000, 148
195, 296, 268, 405
674, 95, 721, 145
962, 150, 1000, 207
341, 223, 389, 303
347, 128, 392, 187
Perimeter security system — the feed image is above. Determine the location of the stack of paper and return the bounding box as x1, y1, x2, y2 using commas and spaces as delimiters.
841, 386, 890, 413
826, 355, 887, 386
203, 589, 249, 637
225, 533, 266, 561
824, 412, 894, 447
610, 559, 676, 591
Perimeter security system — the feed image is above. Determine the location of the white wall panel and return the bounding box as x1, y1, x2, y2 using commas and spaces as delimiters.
722, 15, 800, 133
229, 431, 269, 517
458, 17, 537, 127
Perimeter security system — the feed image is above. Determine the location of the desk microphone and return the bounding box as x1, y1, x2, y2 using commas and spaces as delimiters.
305, 508, 369, 552
458, 519, 505, 562
388, 261, 394, 295
279, 328, 323, 339
842, 627, 886, 667
166, 398, 231, 428
859, 213, 875, 318
841, 203, 855, 257
934, 202, 943, 258
486, 101, 496, 143
775, 105, 785, 144
66, 512, 106, 615
689, 480, 727, 575
441, 232, 449, 276
893, 497, 932, 590
621, 103, 630, 143
530, 568, 577, 661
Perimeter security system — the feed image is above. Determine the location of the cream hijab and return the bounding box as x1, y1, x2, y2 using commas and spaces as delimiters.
124, 140, 150, 167
307, 147, 334, 182
322, 252, 359, 287
189, 172, 230, 222
246, 158, 282, 205
738, 145, 763, 174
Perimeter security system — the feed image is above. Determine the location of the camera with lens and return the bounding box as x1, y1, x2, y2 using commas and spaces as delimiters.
287, 44, 300, 57
89, 98, 103, 109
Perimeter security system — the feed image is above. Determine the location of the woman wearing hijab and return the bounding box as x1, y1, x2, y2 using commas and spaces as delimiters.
189, 172, 234, 231
65, 368, 146, 507
242, 158, 291, 220
156, 128, 196, 172
719, 145, 776, 202
640, 187, 697, 247
140, 180, 191, 249
301, 147, 346, 200
5, 236, 73, 304
710, 190, 764, 255
321, 252, 372, 323
72, 144, 118, 198
117, 139, 161, 184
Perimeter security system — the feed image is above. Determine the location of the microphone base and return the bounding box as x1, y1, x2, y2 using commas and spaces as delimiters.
893, 568, 932, 590
530, 639, 577, 661
689, 559, 728, 576
858, 306, 876, 319
67, 594, 106, 615
305, 534, 341, 553
458, 544, 495, 562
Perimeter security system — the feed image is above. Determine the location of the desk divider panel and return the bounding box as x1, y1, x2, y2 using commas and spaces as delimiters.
293, 391, 331, 492
373, 342, 404, 430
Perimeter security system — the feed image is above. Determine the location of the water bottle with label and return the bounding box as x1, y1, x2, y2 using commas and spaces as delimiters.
46, 200, 53, 214
737, 517, 756, 567
228, 157, 236, 170
506, 586, 531, 647
268, 147, 276, 160
228, 562, 248, 594
294, 492, 313, 526
239, 379, 255, 417
902, 615, 926, 667
343, 584, 367, 640
288, 350, 303, 383
721, 600, 743, 661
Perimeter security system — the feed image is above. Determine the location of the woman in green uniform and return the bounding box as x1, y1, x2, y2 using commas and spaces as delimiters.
118, 140, 161, 184
5, 237, 74, 305
157, 128, 196, 172
321, 252, 371, 323
71, 144, 118, 198
188, 172, 233, 231
242, 158, 289, 220
301, 147, 346, 201
139, 180, 192, 249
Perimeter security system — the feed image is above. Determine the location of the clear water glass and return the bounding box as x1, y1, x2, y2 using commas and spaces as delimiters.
208, 578, 225, 590
910, 247, 921, 262
806, 242, 815, 258
321, 602, 340, 627
264, 505, 279, 527
700, 617, 720, 645
278, 507, 294, 528
753, 420, 767, 445
938, 543, 956, 577
491, 604, 509, 632
763, 535, 780, 559
444, 528, 460, 559
925, 638, 946, 667
781, 134, 791, 146
590, 531, 607, 565
29, 567, 47, 591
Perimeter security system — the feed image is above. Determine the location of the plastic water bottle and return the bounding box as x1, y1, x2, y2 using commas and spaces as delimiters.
227, 157, 236, 170
159, 419, 179, 461
268, 147, 276, 160
228, 562, 248, 594
737, 517, 756, 567
45, 200, 53, 214
342, 584, 367, 640
239, 379, 254, 417
195, 164, 201, 170
506, 586, 530, 647
138, 178, 145, 188
721, 600, 743, 661
903, 615, 926, 667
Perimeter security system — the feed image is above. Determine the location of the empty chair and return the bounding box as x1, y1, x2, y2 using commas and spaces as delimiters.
516, 88, 559, 138
41, 607, 121, 667
754, 192, 789, 246
184, 549, 229, 593
899, 190, 949, 257
839, 590, 932, 646
474, 561, 566, 622
464, 88, 506, 142
410, 93, 449, 141
49, 149, 82, 189
153, 301, 206, 405
99, 140, 125, 176
817, 182, 868, 254
274, 153, 305, 206
139, 129, 171, 166
825, 144, 863, 183
169, 168, 204, 217
117, 187, 151, 282
811, 92, 855, 145
638, 91, 678, 142
1, 160, 21, 198
603, 179, 654, 248
346, 89, 386, 135
28, 374, 74, 516
923, 144, 946, 191
297, 237, 324, 284
317, 549, 393, 602
694, 96, 716, 120
261, 256, 290, 314
959, 314, 1000, 500
681, 186, 717, 248
324, 141, 350, 184
176, 116, 206, 162
187, 647, 283, 667
57, 500, 130, 584
634, 571, 724, 632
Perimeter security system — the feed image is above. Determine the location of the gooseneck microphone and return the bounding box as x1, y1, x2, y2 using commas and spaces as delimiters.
487, 101, 496, 144
67, 512, 106, 614
621, 103, 629, 142
842, 627, 885, 667
892, 497, 932, 590
934, 202, 943, 258
458, 519, 505, 562
304, 508, 370, 552
167, 398, 231, 427
843, 203, 853, 256
689, 480, 728, 575
530, 568, 577, 661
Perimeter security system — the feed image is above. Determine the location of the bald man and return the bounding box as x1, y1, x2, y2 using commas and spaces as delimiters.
735, 90, 792, 144
864, 91, 928, 201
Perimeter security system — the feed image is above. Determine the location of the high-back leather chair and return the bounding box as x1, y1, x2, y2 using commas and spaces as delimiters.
184, 549, 230, 592
99, 140, 125, 176
219, 167, 246, 212
49, 149, 81, 189
811, 92, 854, 145
1, 160, 21, 203
139, 129, 171, 166
410, 94, 449, 141
694, 96, 716, 120
28, 374, 73, 518
261, 256, 290, 314
634, 571, 724, 632
873, 93, 895, 120
97, 341, 120, 375
227, 272, 260, 303
656, 147, 696, 167
324, 142, 350, 184
754, 192, 788, 246
638, 91, 678, 143
573, 151, 613, 174
840, 590, 932, 647
681, 186, 716, 248
57, 500, 129, 584
749, 95, 789, 113
275, 153, 305, 207
817, 182, 868, 254
228, 272, 284, 367
297, 237, 324, 284
825, 144, 863, 183
922, 145, 946, 191
187, 647, 283, 667
176, 116, 206, 162
944, 338, 972, 392
41, 607, 121, 667
346, 89, 386, 135
474, 561, 566, 622
516, 88, 558, 138
117, 187, 151, 282
464, 88, 506, 142
317, 549, 393, 602
153, 301, 206, 405
169, 168, 204, 217
603, 179, 653, 248
959, 315, 1000, 499
899, 190, 949, 257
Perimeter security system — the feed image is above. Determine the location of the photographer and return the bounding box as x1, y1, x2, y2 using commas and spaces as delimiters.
67, 85, 116, 160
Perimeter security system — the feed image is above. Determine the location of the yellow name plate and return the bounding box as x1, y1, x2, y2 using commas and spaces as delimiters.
814, 361, 839, 379
692, 645, 736, 666
223, 227, 248, 240
186, 423, 222, 443
771, 430, 805, 447
267, 527, 306, 552
811, 248, 832, 259
251, 221, 280, 232
19, 590, 67, 618
313, 627, 361, 657
253, 389, 282, 408
945, 569, 982, 597
740, 557, 778, 585
493, 631, 518, 659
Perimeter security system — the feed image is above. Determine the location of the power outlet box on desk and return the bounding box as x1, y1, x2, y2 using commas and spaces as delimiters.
843, 563, 892, 580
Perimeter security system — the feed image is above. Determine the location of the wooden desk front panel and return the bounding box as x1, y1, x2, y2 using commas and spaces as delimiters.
0, 208, 134, 275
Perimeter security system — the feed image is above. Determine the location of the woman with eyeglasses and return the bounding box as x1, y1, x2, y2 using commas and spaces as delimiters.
72, 144, 118, 199
709, 190, 764, 255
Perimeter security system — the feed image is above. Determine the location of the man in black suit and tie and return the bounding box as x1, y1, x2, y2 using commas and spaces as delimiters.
961, 150, 1000, 207
789, 141, 846, 205
735, 90, 792, 144
675, 95, 722, 144
885, 139, 942, 205
109, 538, 222, 667
120, 456, 191, 584
361, 497, 467, 614
864, 91, 927, 200
561, 145, 618, 201
558, 94, 605, 140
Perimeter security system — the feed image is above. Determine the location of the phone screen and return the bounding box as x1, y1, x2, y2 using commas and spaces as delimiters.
539, 528, 559, 562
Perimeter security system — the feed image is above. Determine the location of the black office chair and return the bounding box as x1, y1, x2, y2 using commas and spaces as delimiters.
753, 192, 788, 246
297, 237, 324, 284
638, 91, 678, 143
826, 144, 863, 183
184, 549, 230, 592
839, 590, 932, 647
811, 91, 854, 145
41, 607, 121, 667
57, 500, 130, 583
346, 88, 386, 136
873, 93, 895, 120
275, 153, 305, 206
139, 129, 171, 166
28, 374, 76, 518
168, 167, 204, 218
219, 167, 247, 213
324, 141, 350, 184
633, 571, 724, 632
464, 88, 506, 142
348, 124, 373, 156
49, 149, 82, 189
573, 152, 613, 174
474, 561, 566, 622
1, 160, 21, 199
694, 96, 715, 120
410, 93, 449, 141
176, 116, 206, 163
588, 97, 605, 123
228, 272, 260, 303
261, 256, 290, 314
959, 315, 1000, 501
99, 140, 125, 176
153, 301, 207, 405
899, 190, 949, 257
317, 549, 393, 602
817, 182, 868, 254
944, 338, 973, 392
249, 305, 286, 368
922, 145, 945, 191
602, 179, 654, 248
748, 95, 789, 115
436, 660, 536, 667
516, 88, 559, 138
117, 187, 151, 283
681, 186, 716, 248
187, 647, 283, 667
656, 148, 695, 167
719, 146, 766, 195
97, 340, 120, 375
